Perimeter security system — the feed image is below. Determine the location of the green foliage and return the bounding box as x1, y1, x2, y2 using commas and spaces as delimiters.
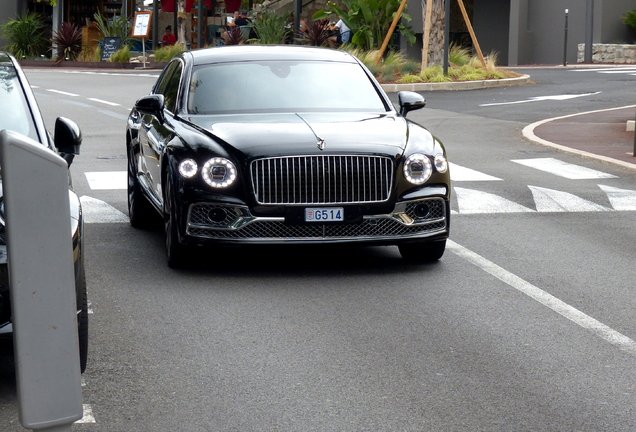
396, 73, 423, 84
93, 13, 134, 47
154, 43, 187, 62
401, 60, 419, 75
252, 10, 290, 45
622, 10, 636, 30
108, 45, 131, 63
1, 12, 48, 58
51, 22, 83, 64
449, 42, 471, 66
313, 0, 415, 51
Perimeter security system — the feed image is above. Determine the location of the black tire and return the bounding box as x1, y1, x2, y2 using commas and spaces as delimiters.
164, 178, 190, 268
398, 239, 446, 263
127, 144, 155, 228
77, 269, 89, 374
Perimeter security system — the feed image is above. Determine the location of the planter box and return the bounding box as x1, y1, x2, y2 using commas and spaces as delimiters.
577, 43, 636, 64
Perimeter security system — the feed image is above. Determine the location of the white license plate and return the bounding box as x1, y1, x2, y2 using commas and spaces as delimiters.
305, 207, 344, 222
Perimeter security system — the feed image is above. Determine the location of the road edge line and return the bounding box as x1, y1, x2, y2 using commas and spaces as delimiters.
522, 105, 636, 171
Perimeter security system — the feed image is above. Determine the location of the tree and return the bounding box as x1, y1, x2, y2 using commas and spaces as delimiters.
422, 0, 445, 66
177, 0, 187, 44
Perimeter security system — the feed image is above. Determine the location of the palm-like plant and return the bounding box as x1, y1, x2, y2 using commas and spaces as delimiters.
302, 21, 331, 47
51, 22, 83, 64
252, 11, 290, 45
222, 27, 246, 45
1, 12, 48, 58
92, 13, 134, 47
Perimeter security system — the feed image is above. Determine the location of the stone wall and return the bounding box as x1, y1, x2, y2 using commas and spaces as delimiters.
577, 44, 636, 64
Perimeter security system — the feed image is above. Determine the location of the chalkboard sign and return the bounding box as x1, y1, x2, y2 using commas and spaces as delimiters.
100, 37, 122, 62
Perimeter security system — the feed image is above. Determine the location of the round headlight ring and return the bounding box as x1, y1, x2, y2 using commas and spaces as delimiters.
202, 157, 237, 188
178, 158, 198, 178
434, 153, 448, 173
404, 153, 432, 185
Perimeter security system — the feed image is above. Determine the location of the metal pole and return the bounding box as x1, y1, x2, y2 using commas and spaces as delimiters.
293, 0, 301, 44
585, 0, 594, 63
443, 0, 450, 75
198, 0, 204, 48
563, 9, 569, 66
153, 0, 159, 50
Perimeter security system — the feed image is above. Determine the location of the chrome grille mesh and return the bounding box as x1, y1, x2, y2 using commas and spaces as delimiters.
250, 155, 393, 205
186, 198, 446, 240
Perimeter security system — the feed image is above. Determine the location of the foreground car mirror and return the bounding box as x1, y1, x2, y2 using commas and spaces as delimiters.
55, 117, 82, 166
135, 94, 166, 122
397, 91, 426, 117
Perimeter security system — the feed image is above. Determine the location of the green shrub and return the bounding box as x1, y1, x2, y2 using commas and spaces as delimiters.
449, 42, 471, 66
396, 74, 423, 84
252, 10, 290, 45
622, 10, 636, 30
108, 45, 131, 63
51, 22, 83, 64
154, 43, 187, 62
1, 12, 47, 58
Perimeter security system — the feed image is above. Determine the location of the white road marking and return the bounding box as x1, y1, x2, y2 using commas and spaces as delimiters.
80, 196, 129, 224
480, 92, 601, 107
85, 171, 127, 190
529, 185, 610, 212
46, 89, 79, 97
450, 163, 502, 182
75, 404, 96, 423
447, 240, 636, 356
87, 97, 121, 107
454, 187, 534, 214
570, 67, 636, 72
598, 184, 636, 210
512, 158, 618, 179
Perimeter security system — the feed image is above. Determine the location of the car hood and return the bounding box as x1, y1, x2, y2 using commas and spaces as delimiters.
183, 112, 411, 158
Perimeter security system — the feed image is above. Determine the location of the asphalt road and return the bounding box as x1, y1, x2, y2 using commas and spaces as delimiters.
1, 65, 636, 431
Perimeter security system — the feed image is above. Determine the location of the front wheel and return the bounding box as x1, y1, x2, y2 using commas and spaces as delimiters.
398, 239, 446, 263
164, 178, 190, 268
127, 144, 155, 228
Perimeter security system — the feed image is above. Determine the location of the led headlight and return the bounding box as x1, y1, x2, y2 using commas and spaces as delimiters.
202, 157, 237, 188
434, 153, 448, 173
404, 153, 432, 185
178, 158, 198, 178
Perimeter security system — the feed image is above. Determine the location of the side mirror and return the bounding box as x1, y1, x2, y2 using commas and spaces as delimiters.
397, 91, 426, 117
55, 117, 82, 166
135, 94, 165, 122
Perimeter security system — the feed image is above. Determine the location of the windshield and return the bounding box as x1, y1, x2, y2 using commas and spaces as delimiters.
0, 63, 39, 141
187, 60, 388, 115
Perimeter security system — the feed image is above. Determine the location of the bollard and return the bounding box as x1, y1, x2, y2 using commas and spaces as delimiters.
0, 130, 82, 432
563, 9, 569, 66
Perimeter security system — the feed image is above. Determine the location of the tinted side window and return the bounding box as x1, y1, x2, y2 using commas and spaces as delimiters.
154, 60, 183, 113
0, 64, 39, 141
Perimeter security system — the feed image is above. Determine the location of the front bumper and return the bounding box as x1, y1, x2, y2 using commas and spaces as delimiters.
183, 196, 449, 244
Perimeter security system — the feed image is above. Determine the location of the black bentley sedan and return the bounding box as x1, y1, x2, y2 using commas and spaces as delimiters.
127, 46, 450, 268
0, 52, 88, 372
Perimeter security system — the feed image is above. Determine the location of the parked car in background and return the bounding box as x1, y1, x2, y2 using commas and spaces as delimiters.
126, 45, 451, 268
0, 52, 88, 373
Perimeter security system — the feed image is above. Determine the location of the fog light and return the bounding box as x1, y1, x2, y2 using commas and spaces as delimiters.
208, 208, 227, 223
414, 203, 430, 218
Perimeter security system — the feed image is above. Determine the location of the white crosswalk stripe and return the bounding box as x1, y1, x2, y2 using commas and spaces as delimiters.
511, 158, 618, 179
449, 162, 501, 181
598, 185, 636, 210
85, 171, 127, 190
454, 187, 534, 214
80, 196, 129, 223
529, 186, 611, 212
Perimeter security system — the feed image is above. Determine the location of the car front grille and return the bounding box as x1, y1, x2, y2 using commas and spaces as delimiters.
186, 198, 446, 241
250, 155, 393, 205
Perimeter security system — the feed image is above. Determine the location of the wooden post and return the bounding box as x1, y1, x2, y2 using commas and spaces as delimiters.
421, 0, 434, 72
374, 0, 409, 66
456, 0, 486, 68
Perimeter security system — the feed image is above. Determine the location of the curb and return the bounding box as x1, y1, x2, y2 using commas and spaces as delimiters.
380, 74, 531, 92
522, 105, 636, 171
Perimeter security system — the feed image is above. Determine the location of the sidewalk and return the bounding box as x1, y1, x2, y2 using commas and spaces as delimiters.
523, 106, 636, 171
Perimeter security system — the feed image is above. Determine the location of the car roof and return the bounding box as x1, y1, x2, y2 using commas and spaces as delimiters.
187, 45, 359, 65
